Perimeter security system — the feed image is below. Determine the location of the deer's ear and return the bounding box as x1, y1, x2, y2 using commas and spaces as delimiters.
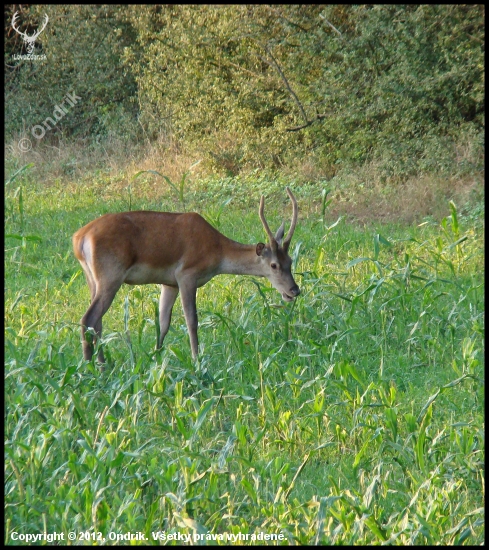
275, 221, 285, 246
256, 242, 266, 256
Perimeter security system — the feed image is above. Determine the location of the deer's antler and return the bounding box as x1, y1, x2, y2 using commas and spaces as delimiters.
259, 195, 277, 251
282, 187, 298, 252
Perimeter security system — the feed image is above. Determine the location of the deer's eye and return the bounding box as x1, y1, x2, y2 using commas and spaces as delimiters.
271, 263, 277, 270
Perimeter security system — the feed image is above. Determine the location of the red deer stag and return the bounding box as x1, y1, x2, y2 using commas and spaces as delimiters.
73, 188, 300, 362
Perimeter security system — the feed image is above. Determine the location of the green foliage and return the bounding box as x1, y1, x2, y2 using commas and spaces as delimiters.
125, 4, 484, 177
314, 6, 484, 163
5, 5, 484, 179
132, 161, 201, 212
4, 176, 484, 544
5, 5, 139, 143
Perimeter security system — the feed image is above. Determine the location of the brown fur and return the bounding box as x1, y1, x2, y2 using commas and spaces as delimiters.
73, 190, 300, 362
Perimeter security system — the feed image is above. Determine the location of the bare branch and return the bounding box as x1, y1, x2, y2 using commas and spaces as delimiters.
319, 14, 343, 38
223, 58, 269, 80
250, 38, 330, 133
265, 6, 310, 32
261, 45, 310, 127
466, 33, 484, 44
286, 113, 330, 132
286, 121, 313, 132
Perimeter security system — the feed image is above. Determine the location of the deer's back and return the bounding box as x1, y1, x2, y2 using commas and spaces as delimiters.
73, 211, 225, 273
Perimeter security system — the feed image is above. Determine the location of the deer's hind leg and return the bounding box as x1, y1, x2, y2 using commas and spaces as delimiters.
79, 244, 125, 363
81, 280, 122, 362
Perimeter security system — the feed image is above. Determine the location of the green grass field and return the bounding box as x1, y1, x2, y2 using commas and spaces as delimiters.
5, 168, 484, 545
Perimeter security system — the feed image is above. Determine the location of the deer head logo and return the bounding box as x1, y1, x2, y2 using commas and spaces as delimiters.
11, 11, 49, 54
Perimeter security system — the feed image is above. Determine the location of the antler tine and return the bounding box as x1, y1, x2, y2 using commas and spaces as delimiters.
259, 195, 276, 246
12, 12, 24, 35
282, 187, 298, 252
40, 14, 49, 32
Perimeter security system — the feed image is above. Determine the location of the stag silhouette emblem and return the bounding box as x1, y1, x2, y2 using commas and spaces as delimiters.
11, 11, 49, 54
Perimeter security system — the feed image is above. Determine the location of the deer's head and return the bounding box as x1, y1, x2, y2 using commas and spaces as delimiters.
256, 187, 300, 302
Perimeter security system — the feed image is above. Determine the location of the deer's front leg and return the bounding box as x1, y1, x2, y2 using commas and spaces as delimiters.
158, 284, 179, 349
177, 277, 199, 359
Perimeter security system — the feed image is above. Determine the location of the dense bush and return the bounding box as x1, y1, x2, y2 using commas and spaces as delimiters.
5, 4, 484, 179
5, 5, 139, 144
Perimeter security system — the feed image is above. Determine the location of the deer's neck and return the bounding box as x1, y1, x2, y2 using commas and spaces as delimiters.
218, 239, 264, 277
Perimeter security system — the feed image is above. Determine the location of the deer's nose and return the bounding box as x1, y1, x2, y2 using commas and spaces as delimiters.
290, 284, 300, 296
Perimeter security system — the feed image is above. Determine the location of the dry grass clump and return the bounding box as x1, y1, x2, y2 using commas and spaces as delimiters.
5, 133, 203, 195
5, 132, 482, 224
328, 174, 482, 225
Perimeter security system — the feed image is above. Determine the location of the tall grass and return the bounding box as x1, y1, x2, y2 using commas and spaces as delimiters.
5, 170, 484, 545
